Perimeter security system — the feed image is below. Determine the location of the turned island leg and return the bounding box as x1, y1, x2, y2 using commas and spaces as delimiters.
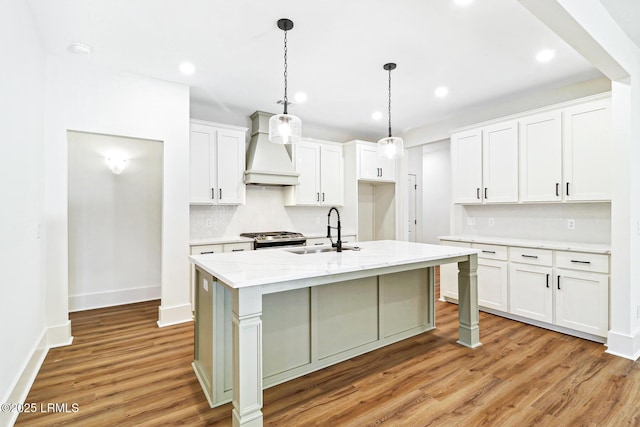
457, 254, 481, 348
231, 287, 264, 427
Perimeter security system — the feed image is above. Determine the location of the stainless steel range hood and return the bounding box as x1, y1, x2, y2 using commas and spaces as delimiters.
244, 111, 300, 186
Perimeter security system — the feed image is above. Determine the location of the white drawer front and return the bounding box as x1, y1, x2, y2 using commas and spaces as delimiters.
509, 247, 553, 267
556, 251, 609, 274
223, 242, 253, 253
190, 244, 223, 255
472, 243, 508, 261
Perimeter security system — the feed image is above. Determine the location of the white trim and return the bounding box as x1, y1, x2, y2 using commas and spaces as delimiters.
157, 303, 193, 327
69, 285, 161, 312
0, 331, 49, 427
189, 118, 248, 133
47, 321, 74, 348
606, 327, 640, 361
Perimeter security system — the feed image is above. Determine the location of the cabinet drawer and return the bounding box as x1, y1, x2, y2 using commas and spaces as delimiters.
556, 251, 609, 274
472, 243, 507, 261
191, 244, 223, 255
223, 242, 253, 252
509, 247, 553, 267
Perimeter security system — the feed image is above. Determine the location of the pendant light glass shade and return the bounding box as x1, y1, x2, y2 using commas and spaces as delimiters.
377, 136, 404, 160
269, 18, 302, 144
377, 62, 404, 159
269, 113, 302, 144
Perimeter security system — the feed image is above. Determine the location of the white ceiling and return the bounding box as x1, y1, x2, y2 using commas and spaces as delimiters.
26, 0, 617, 140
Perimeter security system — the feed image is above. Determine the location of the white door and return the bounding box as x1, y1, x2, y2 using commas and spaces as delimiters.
482, 121, 519, 203
509, 263, 553, 322
407, 174, 417, 242
555, 269, 608, 337
477, 259, 508, 311
294, 142, 321, 205
216, 129, 245, 204
320, 145, 344, 205
359, 146, 379, 180
563, 99, 612, 201
451, 129, 482, 204
519, 111, 562, 202
189, 123, 216, 204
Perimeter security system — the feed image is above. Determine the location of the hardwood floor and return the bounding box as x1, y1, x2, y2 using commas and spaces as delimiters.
16, 298, 640, 426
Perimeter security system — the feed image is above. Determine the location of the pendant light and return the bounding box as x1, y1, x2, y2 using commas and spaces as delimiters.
269, 18, 302, 144
377, 63, 404, 159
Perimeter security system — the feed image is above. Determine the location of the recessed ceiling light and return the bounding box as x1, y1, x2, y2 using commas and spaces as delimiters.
294, 92, 307, 103
435, 86, 449, 98
453, 0, 473, 6
68, 42, 92, 55
179, 62, 196, 75
372, 111, 383, 120
536, 49, 556, 63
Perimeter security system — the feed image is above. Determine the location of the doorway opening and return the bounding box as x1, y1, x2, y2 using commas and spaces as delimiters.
67, 131, 163, 312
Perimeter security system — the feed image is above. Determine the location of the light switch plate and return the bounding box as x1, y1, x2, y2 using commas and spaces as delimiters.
567, 219, 576, 230
488, 218, 495, 227
467, 217, 476, 226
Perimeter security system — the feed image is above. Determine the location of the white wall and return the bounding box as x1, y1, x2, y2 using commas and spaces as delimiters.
420, 141, 452, 244
0, 0, 47, 424
44, 57, 191, 334
67, 132, 162, 311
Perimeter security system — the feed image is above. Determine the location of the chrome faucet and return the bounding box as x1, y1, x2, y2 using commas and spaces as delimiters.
327, 207, 342, 252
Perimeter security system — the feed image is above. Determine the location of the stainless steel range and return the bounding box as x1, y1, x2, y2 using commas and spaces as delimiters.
240, 231, 306, 250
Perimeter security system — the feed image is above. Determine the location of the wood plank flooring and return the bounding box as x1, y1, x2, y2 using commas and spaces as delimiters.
16, 298, 640, 426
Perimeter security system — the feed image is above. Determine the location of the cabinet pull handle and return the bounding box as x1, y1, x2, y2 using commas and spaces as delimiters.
322, 192, 325, 202
566, 182, 570, 196
546, 273, 550, 288
521, 254, 538, 259
380, 168, 383, 177
317, 192, 320, 202
219, 188, 222, 199
484, 187, 488, 199
570, 260, 591, 264
231, 249, 244, 252
201, 251, 214, 254
557, 275, 561, 290
211, 188, 215, 200
476, 188, 480, 199
314, 242, 324, 245
556, 183, 559, 197
482, 250, 496, 254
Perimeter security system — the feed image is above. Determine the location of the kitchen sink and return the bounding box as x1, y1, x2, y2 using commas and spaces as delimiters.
286, 246, 360, 255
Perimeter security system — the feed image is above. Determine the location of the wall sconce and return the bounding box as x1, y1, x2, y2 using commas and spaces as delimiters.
106, 154, 127, 174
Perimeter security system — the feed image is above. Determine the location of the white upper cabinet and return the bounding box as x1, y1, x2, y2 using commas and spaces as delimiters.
452, 95, 611, 205
190, 120, 247, 205
482, 121, 519, 203
562, 99, 612, 201
519, 111, 563, 202
451, 129, 483, 204
286, 140, 344, 206
358, 143, 396, 182
451, 122, 518, 204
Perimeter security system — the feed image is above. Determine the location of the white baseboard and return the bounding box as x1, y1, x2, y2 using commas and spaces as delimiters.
157, 303, 193, 327
69, 285, 161, 312
47, 321, 74, 348
606, 327, 640, 361
0, 331, 48, 427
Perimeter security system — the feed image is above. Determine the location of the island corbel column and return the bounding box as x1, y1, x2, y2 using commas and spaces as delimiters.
231, 286, 264, 427
457, 254, 481, 348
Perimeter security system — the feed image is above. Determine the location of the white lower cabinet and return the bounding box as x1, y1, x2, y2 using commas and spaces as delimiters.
555, 251, 609, 337
440, 238, 610, 341
474, 244, 508, 311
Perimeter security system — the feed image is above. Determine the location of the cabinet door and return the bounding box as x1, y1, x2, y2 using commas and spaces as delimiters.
451, 129, 483, 204
190, 124, 216, 204
482, 121, 518, 203
563, 99, 612, 201
519, 111, 562, 202
477, 259, 508, 311
358, 145, 380, 180
555, 269, 608, 337
294, 142, 321, 205
509, 263, 553, 323
320, 145, 344, 205
216, 129, 246, 205
378, 155, 396, 181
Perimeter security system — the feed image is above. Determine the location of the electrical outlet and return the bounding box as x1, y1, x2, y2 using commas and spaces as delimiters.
567, 219, 576, 230
467, 217, 476, 226
206, 219, 212, 228
488, 218, 495, 227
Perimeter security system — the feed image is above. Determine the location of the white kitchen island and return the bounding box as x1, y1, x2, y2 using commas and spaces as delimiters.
190, 240, 480, 427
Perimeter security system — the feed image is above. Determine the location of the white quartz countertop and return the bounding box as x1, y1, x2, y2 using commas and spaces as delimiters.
190, 240, 479, 289
439, 235, 611, 254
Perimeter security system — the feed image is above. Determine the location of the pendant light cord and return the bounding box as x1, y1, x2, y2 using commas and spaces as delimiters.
387, 67, 392, 138
283, 28, 289, 115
